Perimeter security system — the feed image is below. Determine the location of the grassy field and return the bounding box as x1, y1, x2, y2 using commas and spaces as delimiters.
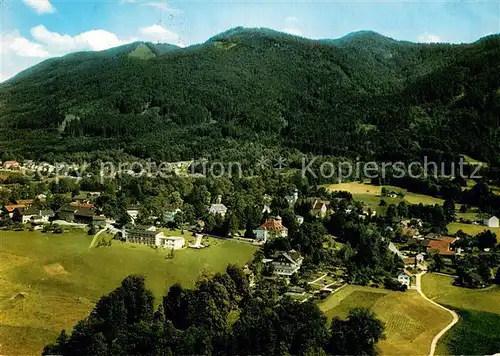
421, 273, 500, 355
317, 285, 451, 355
326, 182, 445, 213
447, 222, 500, 240
0, 229, 257, 355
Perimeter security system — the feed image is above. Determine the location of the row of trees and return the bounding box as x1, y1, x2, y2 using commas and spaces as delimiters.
44, 270, 385, 356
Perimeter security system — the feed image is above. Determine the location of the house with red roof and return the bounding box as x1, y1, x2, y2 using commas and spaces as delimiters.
253, 216, 288, 242
426, 236, 457, 256
2, 204, 26, 218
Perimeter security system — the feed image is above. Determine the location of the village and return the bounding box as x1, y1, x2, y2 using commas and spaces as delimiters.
2, 159, 499, 293
1, 157, 500, 356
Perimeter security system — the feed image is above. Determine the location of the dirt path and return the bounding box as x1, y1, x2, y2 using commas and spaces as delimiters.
89, 227, 108, 248
415, 272, 459, 356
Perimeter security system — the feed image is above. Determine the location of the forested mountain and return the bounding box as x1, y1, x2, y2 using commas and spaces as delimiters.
0, 28, 499, 164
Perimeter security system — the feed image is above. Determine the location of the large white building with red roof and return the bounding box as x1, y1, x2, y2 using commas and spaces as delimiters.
253, 216, 288, 242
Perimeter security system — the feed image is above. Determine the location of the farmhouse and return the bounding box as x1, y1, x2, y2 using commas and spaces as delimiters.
32, 210, 55, 224
426, 236, 457, 256
57, 205, 101, 224
483, 216, 499, 228
19, 207, 54, 223
57, 205, 78, 221
73, 207, 95, 224
272, 250, 303, 276
253, 216, 288, 242
397, 273, 411, 287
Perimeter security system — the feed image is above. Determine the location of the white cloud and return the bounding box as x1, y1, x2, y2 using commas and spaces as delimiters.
140, 24, 184, 46
0, 31, 49, 57
30, 25, 134, 53
283, 27, 303, 36
417, 34, 442, 43
144, 2, 182, 14
285, 16, 298, 23
0, 24, 187, 82
22, 0, 56, 14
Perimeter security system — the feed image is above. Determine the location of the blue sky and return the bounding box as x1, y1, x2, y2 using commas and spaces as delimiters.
1, 0, 499, 81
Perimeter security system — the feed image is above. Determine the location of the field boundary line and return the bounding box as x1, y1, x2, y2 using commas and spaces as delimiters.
416, 272, 459, 356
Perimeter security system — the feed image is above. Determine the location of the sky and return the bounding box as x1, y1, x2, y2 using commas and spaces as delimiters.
1, 0, 499, 82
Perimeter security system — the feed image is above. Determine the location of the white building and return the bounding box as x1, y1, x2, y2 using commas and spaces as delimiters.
272, 250, 303, 276
209, 203, 227, 217
122, 225, 185, 249
209, 195, 227, 217
157, 235, 185, 250
397, 273, 411, 287
253, 216, 288, 243
484, 216, 499, 228
21, 208, 54, 224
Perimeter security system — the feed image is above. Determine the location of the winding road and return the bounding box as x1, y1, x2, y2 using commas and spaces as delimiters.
89, 226, 109, 248
415, 272, 459, 356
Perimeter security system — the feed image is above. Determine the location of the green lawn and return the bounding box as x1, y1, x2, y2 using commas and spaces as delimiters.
447, 222, 500, 240
0, 229, 257, 355
421, 273, 500, 355
317, 285, 451, 355
325, 182, 445, 214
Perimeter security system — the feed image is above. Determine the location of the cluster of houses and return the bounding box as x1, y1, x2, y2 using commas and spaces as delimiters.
1, 199, 55, 224
1, 192, 109, 227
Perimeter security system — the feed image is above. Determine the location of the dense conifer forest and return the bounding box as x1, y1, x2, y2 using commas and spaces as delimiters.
0, 28, 499, 165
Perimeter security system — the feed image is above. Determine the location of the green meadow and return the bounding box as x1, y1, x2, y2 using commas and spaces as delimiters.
422, 273, 500, 355
318, 285, 451, 355
0, 229, 257, 355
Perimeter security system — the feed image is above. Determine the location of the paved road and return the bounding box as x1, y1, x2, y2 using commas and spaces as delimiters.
89, 226, 109, 248
415, 272, 459, 356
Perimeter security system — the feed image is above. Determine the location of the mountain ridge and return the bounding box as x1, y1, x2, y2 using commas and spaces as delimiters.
0, 27, 499, 166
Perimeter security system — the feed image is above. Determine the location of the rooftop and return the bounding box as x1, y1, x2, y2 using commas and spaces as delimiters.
258, 216, 287, 232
